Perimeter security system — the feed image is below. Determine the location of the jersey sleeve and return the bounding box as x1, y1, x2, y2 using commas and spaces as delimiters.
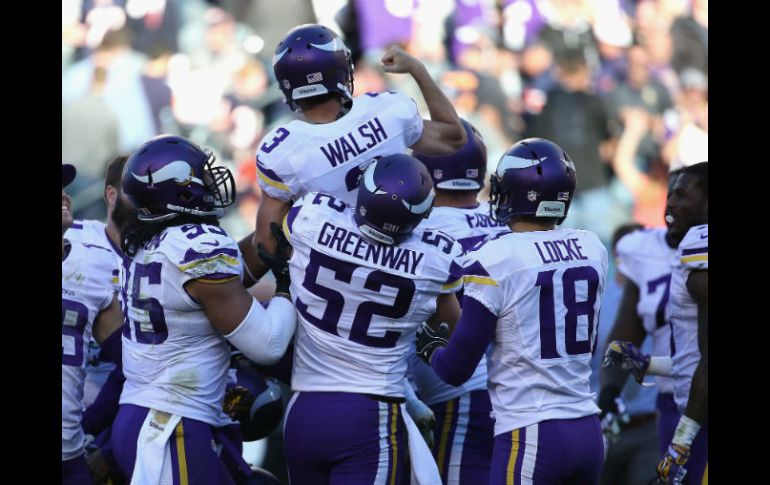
461, 256, 504, 315
439, 241, 466, 295
255, 124, 298, 202
171, 226, 243, 284
81, 243, 118, 310
381, 90, 424, 148
678, 224, 708, 272
614, 231, 643, 286
282, 193, 313, 243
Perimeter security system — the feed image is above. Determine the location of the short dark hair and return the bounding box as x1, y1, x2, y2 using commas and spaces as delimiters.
680, 162, 707, 199
612, 222, 644, 251
104, 156, 128, 191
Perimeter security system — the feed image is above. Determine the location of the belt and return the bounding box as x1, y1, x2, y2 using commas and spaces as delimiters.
365, 393, 406, 404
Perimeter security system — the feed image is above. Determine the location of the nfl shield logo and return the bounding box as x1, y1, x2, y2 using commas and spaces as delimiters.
359, 205, 367, 216
557, 191, 570, 201
282, 79, 291, 90
466, 169, 478, 178
527, 190, 538, 202
434, 169, 443, 180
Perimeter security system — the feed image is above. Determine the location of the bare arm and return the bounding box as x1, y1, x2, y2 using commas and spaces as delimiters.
186, 279, 255, 335
381, 46, 466, 154
600, 280, 647, 390
186, 278, 295, 364
612, 108, 651, 195
93, 295, 123, 344
683, 269, 708, 425
426, 293, 461, 333
240, 194, 291, 284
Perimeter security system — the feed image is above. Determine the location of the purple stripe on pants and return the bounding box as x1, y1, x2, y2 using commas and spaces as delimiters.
430, 389, 494, 485
657, 393, 679, 457
490, 415, 604, 485
62, 454, 93, 485
432, 397, 460, 479
656, 394, 708, 484
284, 392, 408, 485
111, 404, 236, 485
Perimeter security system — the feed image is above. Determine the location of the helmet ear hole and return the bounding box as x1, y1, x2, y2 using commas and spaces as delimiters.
536, 165, 542, 175
179, 190, 193, 202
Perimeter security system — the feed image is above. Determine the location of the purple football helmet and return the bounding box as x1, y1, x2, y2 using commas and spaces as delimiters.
413, 120, 487, 191
229, 355, 284, 442
273, 24, 354, 111
122, 135, 235, 222
490, 138, 577, 225
355, 154, 435, 245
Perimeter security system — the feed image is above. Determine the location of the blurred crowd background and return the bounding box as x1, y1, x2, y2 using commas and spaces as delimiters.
62, 0, 707, 247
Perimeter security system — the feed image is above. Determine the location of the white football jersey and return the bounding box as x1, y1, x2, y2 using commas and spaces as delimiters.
463, 229, 607, 436
65, 219, 122, 291
286, 192, 464, 397
66, 220, 123, 405
120, 223, 243, 426
667, 224, 708, 412
256, 90, 424, 205
615, 227, 677, 394
62, 241, 117, 460
408, 202, 510, 405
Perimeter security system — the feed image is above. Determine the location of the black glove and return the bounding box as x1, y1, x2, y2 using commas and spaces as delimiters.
598, 384, 629, 444
415, 323, 450, 365
257, 222, 292, 295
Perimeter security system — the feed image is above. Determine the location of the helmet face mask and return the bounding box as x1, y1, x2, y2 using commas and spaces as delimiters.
354, 154, 435, 245
273, 24, 354, 111
122, 136, 235, 222
489, 138, 577, 226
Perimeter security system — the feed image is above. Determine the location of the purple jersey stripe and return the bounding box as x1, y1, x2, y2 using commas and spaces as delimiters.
82, 242, 113, 253
70, 222, 84, 229
458, 234, 488, 252
463, 260, 491, 278
286, 205, 301, 234
180, 247, 239, 265
257, 159, 287, 184
681, 246, 708, 256
443, 260, 464, 286
197, 272, 240, 282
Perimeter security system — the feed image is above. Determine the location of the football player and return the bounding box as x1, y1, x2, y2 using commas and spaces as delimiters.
597, 172, 685, 481
418, 139, 609, 484
281, 154, 464, 484
62, 163, 125, 485
110, 135, 296, 485
237, 24, 466, 285
604, 162, 708, 484
408, 120, 507, 484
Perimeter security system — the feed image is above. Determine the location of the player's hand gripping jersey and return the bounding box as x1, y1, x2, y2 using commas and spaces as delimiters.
120, 223, 243, 426
62, 240, 117, 460
463, 229, 608, 436
285, 192, 464, 397
615, 227, 677, 393
667, 224, 708, 412
257, 90, 423, 205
